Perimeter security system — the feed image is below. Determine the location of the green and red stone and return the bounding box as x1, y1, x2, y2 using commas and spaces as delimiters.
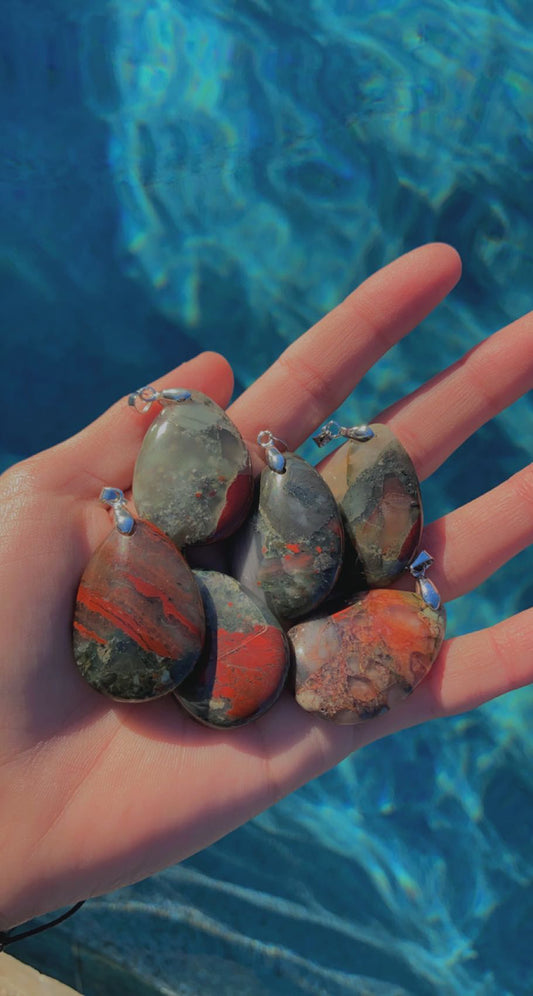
175, 571, 290, 728
73, 520, 205, 701
319, 424, 423, 589
132, 390, 253, 548
232, 453, 344, 622
289, 588, 445, 724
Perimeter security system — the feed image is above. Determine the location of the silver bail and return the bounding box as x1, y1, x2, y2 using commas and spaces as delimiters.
313, 420, 375, 448
257, 430, 287, 473
100, 487, 136, 535
409, 550, 441, 610
128, 385, 192, 413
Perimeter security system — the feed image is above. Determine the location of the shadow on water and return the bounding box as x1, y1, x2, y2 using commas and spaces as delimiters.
16, 929, 280, 996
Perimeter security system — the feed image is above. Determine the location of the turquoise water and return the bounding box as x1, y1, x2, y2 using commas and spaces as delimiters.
2, 0, 532, 993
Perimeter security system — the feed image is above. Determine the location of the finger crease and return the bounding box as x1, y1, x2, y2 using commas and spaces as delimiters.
276, 350, 338, 427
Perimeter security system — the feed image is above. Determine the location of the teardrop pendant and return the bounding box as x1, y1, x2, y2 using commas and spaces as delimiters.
289, 554, 445, 724
130, 386, 253, 548
175, 571, 290, 728
232, 431, 344, 622
315, 421, 423, 588
73, 489, 205, 701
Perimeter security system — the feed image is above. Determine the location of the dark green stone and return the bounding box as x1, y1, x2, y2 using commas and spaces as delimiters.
320, 424, 423, 588
232, 453, 344, 622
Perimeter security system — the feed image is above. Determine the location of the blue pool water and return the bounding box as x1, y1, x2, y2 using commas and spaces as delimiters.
2, 0, 532, 993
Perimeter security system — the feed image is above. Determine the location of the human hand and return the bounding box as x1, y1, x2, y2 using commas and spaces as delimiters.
1, 243, 531, 929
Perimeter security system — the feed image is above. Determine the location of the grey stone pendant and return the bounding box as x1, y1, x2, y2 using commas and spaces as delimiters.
314, 421, 423, 588
232, 431, 344, 623
130, 386, 253, 548
175, 571, 290, 728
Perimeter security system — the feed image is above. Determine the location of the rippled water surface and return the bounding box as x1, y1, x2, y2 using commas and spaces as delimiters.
2, 0, 532, 993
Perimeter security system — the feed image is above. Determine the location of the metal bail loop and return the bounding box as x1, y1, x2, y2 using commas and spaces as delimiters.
128, 385, 192, 413
313, 420, 375, 448
409, 550, 441, 610
257, 430, 287, 473
100, 487, 136, 535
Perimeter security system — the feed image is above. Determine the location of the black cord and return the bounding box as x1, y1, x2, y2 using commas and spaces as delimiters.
0, 901, 85, 953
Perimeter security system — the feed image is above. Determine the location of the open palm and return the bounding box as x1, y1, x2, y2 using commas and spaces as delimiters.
1, 243, 531, 930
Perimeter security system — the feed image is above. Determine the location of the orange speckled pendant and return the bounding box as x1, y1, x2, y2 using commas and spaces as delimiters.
289, 554, 445, 724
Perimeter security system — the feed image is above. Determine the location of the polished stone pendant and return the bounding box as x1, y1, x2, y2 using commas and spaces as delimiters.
175, 570, 290, 728
289, 553, 445, 724
73, 488, 205, 701
232, 431, 344, 622
130, 386, 253, 548
314, 421, 422, 588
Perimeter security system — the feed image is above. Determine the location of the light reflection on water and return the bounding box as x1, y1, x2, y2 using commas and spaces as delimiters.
89, 0, 533, 380
2, 0, 532, 992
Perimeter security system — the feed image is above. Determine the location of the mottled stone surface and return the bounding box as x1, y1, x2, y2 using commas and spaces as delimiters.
232, 453, 344, 622
176, 571, 290, 727
289, 589, 445, 724
133, 390, 253, 547
320, 424, 422, 588
73, 520, 205, 700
